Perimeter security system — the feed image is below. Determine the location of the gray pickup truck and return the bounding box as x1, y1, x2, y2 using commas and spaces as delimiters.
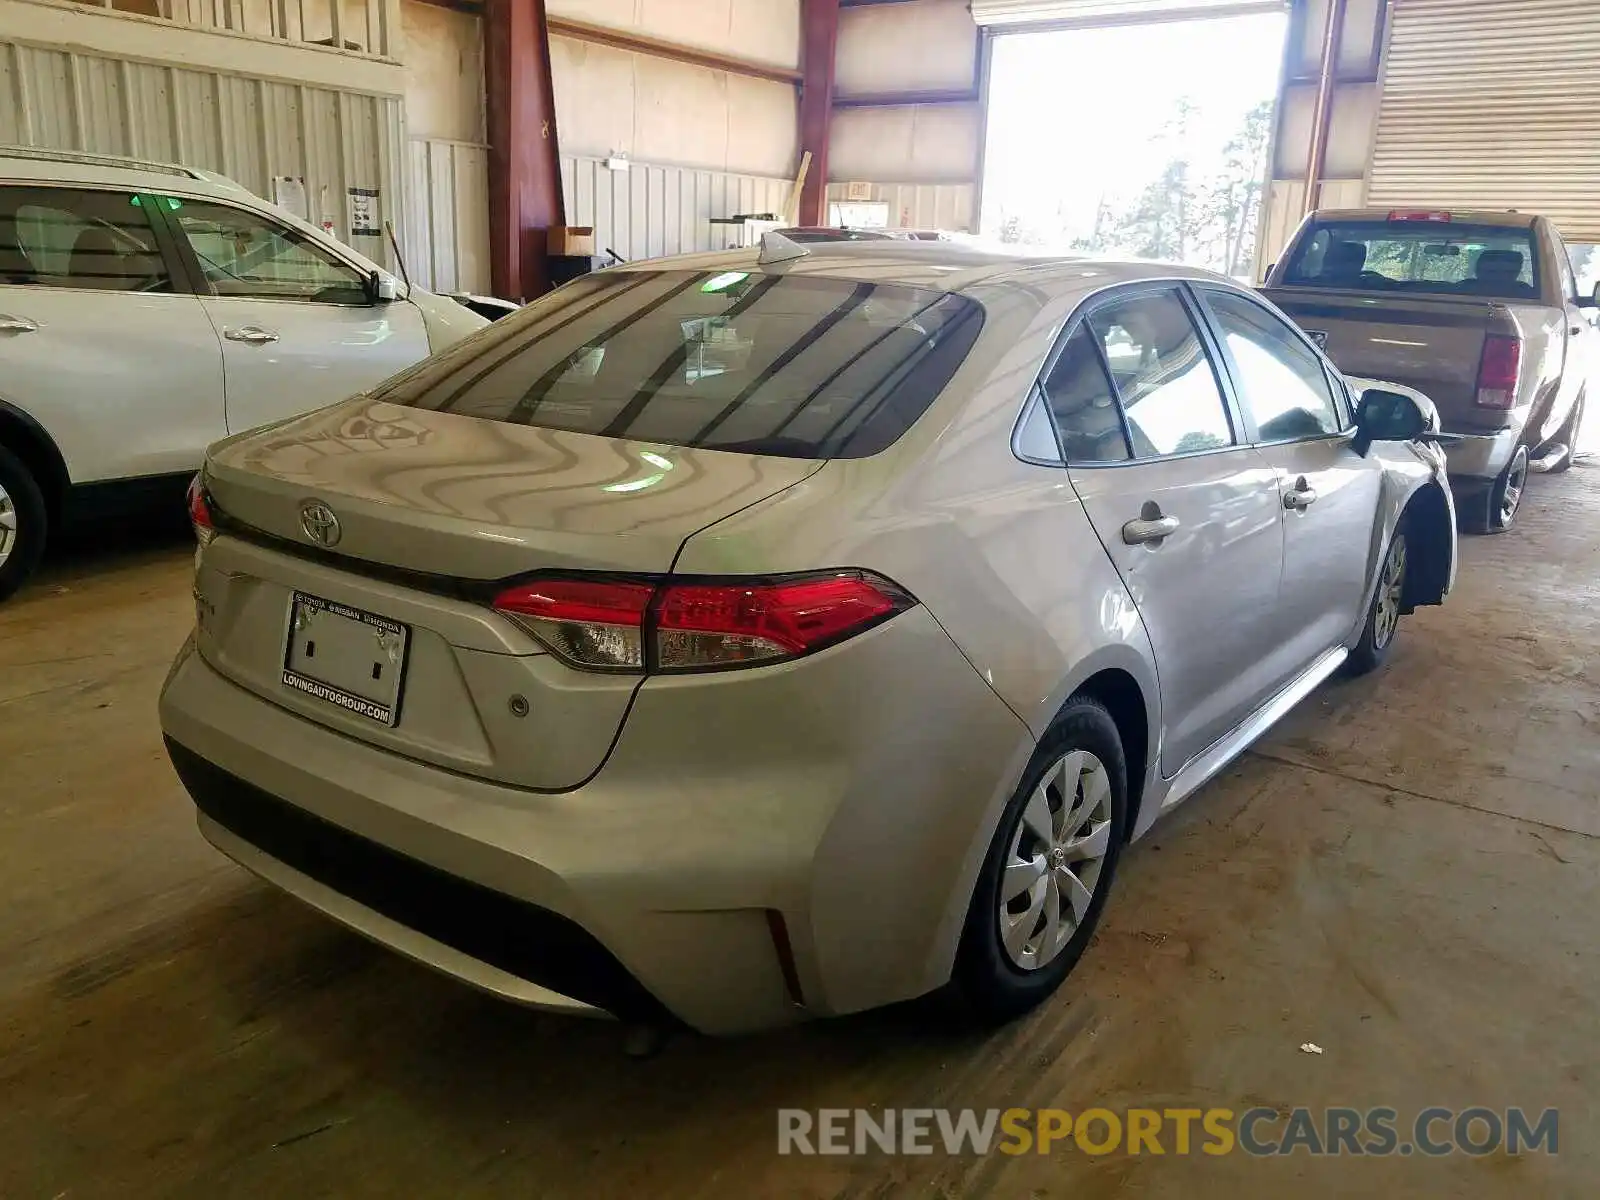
1261, 208, 1593, 532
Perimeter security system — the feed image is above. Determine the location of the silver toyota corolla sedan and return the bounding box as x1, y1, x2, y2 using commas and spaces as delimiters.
160, 237, 1458, 1034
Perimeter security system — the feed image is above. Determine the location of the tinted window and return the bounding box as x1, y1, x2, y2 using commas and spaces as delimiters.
1282, 220, 1540, 301
1553, 232, 1578, 301
168, 199, 369, 304
0, 186, 172, 292
380, 270, 984, 459
1041, 326, 1130, 463
1085, 291, 1234, 458
1206, 291, 1342, 441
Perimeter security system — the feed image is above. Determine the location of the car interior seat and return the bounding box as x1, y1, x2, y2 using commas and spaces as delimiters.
1466, 248, 1536, 299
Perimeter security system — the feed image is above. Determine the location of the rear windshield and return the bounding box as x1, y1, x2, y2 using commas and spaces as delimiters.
1281, 221, 1541, 301
379, 269, 983, 459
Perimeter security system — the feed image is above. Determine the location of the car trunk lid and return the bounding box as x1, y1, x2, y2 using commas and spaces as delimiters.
206, 397, 822, 579
195, 398, 821, 789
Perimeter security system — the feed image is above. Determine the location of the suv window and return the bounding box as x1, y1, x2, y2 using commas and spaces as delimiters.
167, 199, 369, 304
1041, 326, 1130, 463
380, 270, 984, 460
0, 186, 172, 293
1205, 290, 1342, 441
1084, 291, 1235, 458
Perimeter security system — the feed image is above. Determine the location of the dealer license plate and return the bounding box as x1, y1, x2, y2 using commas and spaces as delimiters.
282, 591, 410, 726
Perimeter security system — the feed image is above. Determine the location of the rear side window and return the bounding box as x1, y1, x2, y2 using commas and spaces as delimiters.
0, 186, 172, 293
379, 270, 984, 459
1282, 220, 1540, 301
1041, 327, 1130, 463
1084, 291, 1235, 458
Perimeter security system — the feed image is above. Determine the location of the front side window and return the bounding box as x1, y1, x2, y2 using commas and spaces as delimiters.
168, 199, 369, 304
1205, 290, 1342, 442
1282, 220, 1540, 301
0, 186, 172, 293
378, 270, 984, 459
1085, 291, 1235, 458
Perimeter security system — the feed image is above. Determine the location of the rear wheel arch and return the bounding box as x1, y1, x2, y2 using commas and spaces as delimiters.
1399, 479, 1453, 611
1066, 668, 1150, 842
0, 400, 69, 521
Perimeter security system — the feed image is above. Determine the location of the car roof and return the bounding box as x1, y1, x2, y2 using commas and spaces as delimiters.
1313, 207, 1538, 229
610, 239, 1243, 301
0, 144, 252, 200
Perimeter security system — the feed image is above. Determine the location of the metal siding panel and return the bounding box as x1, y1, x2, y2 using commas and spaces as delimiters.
1369, 0, 1600, 239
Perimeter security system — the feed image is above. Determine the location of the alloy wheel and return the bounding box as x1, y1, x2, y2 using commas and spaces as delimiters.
999, 749, 1114, 971
0, 481, 15, 571
1373, 533, 1406, 651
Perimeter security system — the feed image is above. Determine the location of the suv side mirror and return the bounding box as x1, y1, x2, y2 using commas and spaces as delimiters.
1353, 385, 1438, 456
1582, 281, 1600, 310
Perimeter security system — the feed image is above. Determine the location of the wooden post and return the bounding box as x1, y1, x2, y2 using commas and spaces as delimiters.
485, 0, 564, 300
797, 0, 840, 228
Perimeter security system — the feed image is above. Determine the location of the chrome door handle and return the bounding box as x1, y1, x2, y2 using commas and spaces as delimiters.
1122, 514, 1180, 545
0, 314, 39, 333
1284, 479, 1319, 510
224, 325, 279, 344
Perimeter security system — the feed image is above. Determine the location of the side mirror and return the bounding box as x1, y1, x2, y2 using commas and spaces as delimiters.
368, 269, 399, 303
1353, 385, 1438, 456
1582, 281, 1600, 310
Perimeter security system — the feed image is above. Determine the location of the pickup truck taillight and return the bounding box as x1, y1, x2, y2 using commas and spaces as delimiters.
492, 572, 914, 673
1475, 335, 1521, 410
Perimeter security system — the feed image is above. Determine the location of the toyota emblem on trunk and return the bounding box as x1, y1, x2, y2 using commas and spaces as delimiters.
300, 501, 341, 547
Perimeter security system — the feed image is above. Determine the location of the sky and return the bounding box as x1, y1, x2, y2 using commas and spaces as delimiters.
981, 13, 1289, 245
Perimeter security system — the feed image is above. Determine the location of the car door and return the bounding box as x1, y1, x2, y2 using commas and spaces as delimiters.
154, 194, 431, 435
0, 184, 225, 483
1195, 286, 1382, 673
1047, 287, 1286, 776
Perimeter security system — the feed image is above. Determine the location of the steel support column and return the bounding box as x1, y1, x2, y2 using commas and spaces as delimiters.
798, 0, 841, 227
485, 0, 563, 300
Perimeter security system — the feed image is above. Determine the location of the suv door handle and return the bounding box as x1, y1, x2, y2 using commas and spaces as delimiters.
0, 314, 39, 333
1284, 477, 1319, 510
1122, 506, 1180, 546
224, 325, 279, 345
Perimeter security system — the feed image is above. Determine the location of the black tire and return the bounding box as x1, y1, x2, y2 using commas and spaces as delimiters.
1547, 393, 1584, 475
953, 697, 1128, 1024
1463, 444, 1529, 534
0, 443, 48, 603
1345, 528, 1408, 677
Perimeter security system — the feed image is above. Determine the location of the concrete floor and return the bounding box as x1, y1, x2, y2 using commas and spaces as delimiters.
2, 468, 1596, 1199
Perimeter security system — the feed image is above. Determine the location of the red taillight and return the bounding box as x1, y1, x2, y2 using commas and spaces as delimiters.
492, 571, 913, 673
1388, 209, 1452, 223
1475, 335, 1521, 409
186, 474, 215, 546
656, 575, 905, 670
492, 578, 653, 672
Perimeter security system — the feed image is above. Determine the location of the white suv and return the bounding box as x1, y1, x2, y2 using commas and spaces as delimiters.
0, 146, 487, 599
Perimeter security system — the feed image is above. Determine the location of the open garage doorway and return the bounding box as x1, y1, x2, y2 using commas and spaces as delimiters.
980, 10, 1287, 281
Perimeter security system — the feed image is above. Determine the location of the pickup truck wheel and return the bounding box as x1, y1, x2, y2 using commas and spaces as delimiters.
1485, 445, 1530, 533
0, 443, 48, 603
1346, 530, 1407, 677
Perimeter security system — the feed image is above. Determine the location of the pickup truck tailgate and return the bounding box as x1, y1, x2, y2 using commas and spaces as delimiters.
1260, 287, 1501, 428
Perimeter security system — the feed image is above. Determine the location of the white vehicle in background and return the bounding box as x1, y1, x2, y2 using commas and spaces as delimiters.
0, 145, 487, 600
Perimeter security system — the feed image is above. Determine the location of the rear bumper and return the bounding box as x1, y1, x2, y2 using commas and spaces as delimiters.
1441, 427, 1520, 484
159, 609, 1031, 1035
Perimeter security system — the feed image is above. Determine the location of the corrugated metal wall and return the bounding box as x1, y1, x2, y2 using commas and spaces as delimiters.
825, 181, 976, 233
1366, 0, 1600, 241
403, 136, 489, 292
560, 154, 794, 262
0, 37, 406, 267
